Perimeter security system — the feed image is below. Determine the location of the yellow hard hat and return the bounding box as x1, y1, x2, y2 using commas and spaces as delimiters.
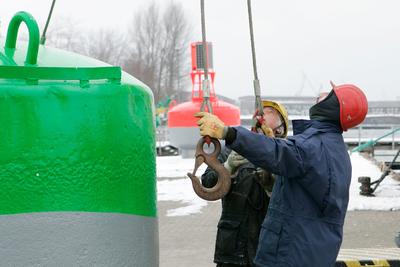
262, 100, 289, 137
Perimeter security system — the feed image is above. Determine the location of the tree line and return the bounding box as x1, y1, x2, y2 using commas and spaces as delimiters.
46, 2, 192, 104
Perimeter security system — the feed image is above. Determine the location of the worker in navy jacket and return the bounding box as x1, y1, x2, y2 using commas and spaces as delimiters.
201, 100, 289, 267
195, 83, 368, 267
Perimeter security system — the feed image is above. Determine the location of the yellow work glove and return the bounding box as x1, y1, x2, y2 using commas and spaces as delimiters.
194, 112, 227, 139
260, 123, 275, 137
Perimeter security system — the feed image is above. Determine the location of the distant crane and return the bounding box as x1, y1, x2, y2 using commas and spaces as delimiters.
295, 71, 321, 97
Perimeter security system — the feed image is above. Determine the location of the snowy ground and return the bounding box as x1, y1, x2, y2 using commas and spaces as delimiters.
157, 153, 400, 217
156, 156, 208, 217
348, 153, 400, 211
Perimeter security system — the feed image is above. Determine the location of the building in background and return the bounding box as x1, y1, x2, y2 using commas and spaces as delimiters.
239, 95, 400, 150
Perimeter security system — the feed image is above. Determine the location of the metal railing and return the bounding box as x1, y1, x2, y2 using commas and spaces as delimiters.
350, 126, 400, 153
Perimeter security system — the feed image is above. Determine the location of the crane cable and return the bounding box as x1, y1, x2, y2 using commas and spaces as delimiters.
247, 0, 264, 121
199, 0, 213, 113
40, 0, 57, 45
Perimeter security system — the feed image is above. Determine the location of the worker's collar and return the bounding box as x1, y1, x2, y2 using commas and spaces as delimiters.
292, 119, 342, 135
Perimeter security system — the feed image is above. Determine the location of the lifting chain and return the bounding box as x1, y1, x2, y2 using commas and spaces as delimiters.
187, 0, 231, 201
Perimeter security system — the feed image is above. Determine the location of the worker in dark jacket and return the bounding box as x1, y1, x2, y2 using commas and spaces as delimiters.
196, 83, 368, 267
201, 101, 289, 267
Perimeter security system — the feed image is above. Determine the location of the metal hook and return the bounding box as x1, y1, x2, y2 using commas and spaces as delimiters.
187, 137, 231, 201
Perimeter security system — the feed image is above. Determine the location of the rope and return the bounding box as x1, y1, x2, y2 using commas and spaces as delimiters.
200, 0, 213, 113
247, 0, 263, 116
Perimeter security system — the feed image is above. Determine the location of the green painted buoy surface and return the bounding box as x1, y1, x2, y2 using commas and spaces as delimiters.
0, 11, 158, 266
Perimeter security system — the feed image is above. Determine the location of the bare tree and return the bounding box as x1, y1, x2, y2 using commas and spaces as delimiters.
41, 1, 193, 103
46, 18, 127, 66
124, 1, 192, 103
125, 2, 162, 98
83, 29, 127, 65
161, 2, 192, 100
45, 17, 85, 54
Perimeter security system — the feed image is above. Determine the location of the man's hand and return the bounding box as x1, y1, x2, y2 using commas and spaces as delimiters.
224, 151, 249, 174
195, 112, 227, 139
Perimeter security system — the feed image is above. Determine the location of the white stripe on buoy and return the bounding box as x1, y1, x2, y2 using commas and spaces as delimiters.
0, 212, 158, 266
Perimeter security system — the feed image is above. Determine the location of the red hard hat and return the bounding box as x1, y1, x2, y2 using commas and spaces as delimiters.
331, 82, 368, 131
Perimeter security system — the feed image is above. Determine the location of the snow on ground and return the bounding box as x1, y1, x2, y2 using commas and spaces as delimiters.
348, 153, 400, 211
157, 153, 400, 216
157, 179, 209, 217
156, 156, 206, 178
157, 156, 209, 216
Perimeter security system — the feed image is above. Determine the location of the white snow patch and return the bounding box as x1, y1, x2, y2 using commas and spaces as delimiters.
156, 153, 400, 216
348, 153, 400, 211
157, 178, 209, 217
156, 156, 207, 178
157, 155, 209, 216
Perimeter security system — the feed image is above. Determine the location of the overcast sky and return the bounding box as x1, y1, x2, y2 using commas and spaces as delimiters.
1, 0, 400, 101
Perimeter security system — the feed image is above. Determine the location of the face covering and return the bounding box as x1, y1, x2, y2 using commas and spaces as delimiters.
309, 90, 340, 125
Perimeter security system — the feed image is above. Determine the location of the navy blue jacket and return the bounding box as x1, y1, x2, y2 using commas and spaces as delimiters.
227, 120, 351, 267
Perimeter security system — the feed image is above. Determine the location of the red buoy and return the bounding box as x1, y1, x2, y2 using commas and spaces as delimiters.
168, 42, 240, 157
